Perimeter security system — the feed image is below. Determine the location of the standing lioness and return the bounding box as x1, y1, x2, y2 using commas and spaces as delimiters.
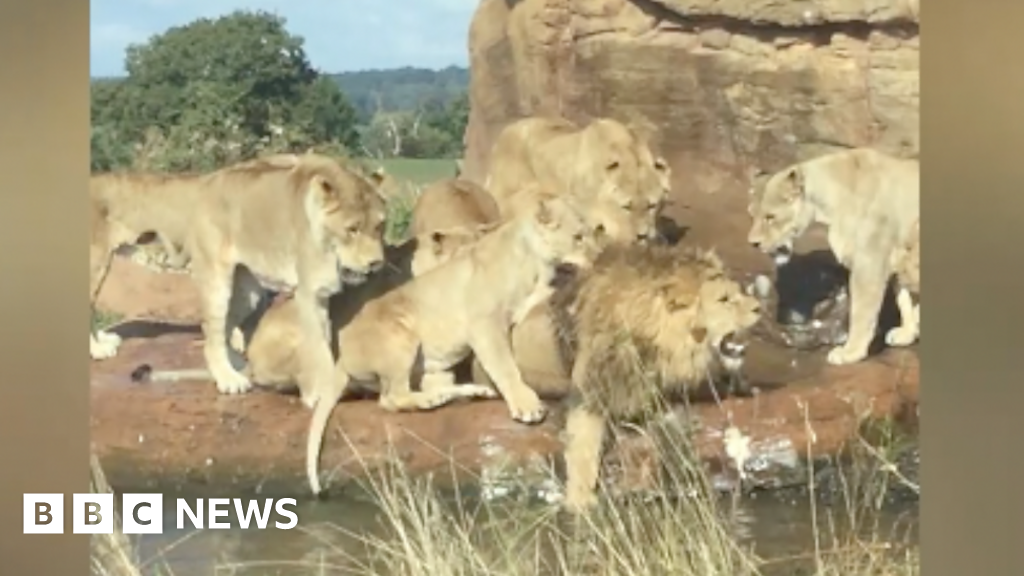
485, 116, 670, 244
747, 148, 920, 365
186, 154, 388, 395
305, 188, 606, 495
89, 154, 302, 360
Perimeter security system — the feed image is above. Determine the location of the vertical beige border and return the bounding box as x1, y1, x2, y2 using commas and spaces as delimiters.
0, 0, 89, 571
0, 0, 1020, 572
926, 1, 1024, 574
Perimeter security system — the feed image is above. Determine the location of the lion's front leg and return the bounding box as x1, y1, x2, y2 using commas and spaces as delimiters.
469, 320, 548, 423
195, 259, 254, 395
827, 259, 888, 365
884, 287, 919, 347
562, 405, 607, 514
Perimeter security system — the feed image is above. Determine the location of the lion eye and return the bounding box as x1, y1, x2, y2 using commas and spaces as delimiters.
347, 225, 360, 235
763, 214, 775, 223
718, 295, 729, 303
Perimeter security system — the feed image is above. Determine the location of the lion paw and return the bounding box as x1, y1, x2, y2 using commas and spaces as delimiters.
506, 391, 548, 424
214, 369, 253, 395
461, 384, 500, 399
885, 326, 918, 347
90, 334, 121, 360
826, 344, 867, 366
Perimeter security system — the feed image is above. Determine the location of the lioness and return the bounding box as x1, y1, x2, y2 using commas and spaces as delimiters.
305, 188, 607, 495
185, 154, 388, 395
485, 116, 670, 244
406, 175, 575, 398
549, 243, 763, 513
410, 177, 500, 239
89, 153, 302, 360
131, 225, 490, 404
746, 148, 920, 365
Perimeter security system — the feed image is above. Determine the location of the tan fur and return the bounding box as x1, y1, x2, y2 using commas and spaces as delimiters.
304, 188, 606, 494
406, 174, 576, 398
184, 153, 388, 396
485, 116, 671, 244
89, 153, 303, 360
131, 226, 489, 397
549, 243, 763, 512
746, 148, 920, 365
410, 177, 501, 238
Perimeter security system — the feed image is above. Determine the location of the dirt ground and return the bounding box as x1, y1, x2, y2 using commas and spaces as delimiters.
90, 187, 920, 497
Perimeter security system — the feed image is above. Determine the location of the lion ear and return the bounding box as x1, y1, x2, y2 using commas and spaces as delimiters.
429, 231, 447, 255
368, 166, 388, 187
658, 284, 696, 312
781, 167, 804, 202
535, 198, 555, 227
310, 175, 339, 209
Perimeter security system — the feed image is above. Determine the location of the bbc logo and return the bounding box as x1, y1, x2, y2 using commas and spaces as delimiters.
24, 493, 299, 534
24, 493, 164, 535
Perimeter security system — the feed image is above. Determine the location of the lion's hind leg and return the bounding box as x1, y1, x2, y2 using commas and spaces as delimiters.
884, 287, 919, 347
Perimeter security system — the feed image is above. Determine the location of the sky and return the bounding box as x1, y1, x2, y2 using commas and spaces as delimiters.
90, 0, 479, 77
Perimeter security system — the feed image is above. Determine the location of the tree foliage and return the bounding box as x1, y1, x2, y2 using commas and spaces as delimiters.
90, 11, 472, 173
91, 10, 359, 172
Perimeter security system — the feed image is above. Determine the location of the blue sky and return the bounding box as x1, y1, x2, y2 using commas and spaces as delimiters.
90, 0, 479, 77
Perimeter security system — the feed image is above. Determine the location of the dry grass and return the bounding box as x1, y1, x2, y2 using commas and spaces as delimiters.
90, 448, 142, 576
90, 424, 918, 576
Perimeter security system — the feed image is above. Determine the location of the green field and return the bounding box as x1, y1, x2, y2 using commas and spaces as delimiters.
378, 158, 458, 186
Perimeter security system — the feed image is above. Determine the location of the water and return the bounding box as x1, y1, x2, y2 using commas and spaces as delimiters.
131, 486, 918, 575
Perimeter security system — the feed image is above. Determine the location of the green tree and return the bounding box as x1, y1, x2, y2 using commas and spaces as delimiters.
92, 10, 359, 172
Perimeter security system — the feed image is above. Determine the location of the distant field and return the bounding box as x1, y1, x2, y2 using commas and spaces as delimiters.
377, 158, 458, 186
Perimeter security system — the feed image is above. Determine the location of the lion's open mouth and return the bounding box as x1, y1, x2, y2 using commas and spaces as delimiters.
770, 244, 793, 266
717, 332, 748, 372
339, 267, 369, 285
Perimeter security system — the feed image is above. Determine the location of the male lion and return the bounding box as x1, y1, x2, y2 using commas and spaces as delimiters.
746, 148, 920, 365
549, 243, 763, 513
89, 153, 302, 360
485, 116, 671, 244
304, 188, 607, 495
184, 153, 388, 396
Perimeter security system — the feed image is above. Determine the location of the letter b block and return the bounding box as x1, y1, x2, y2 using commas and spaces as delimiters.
23, 494, 64, 534
73, 493, 114, 534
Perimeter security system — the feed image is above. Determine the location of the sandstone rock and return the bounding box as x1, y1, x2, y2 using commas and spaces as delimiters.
463, 0, 919, 266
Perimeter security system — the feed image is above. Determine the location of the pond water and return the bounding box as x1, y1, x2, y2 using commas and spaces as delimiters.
129, 484, 918, 575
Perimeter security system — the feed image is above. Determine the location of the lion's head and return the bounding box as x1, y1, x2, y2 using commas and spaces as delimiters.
296, 158, 388, 285
576, 119, 671, 244
411, 223, 495, 277
747, 165, 815, 266
526, 189, 607, 270
654, 251, 762, 372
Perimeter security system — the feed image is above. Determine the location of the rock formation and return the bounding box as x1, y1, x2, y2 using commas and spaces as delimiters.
463, 0, 919, 208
